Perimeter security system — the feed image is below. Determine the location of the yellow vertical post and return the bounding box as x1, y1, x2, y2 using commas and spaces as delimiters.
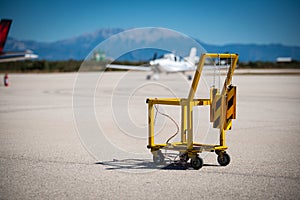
148, 101, 154, 147
187, 101, 193, 150
219, 96, 226, 146
219, 54, 238, 147
188, 54, 206, 101
220, 129, 226, 147
186, 54, 206, 150
221, 54, 239, 95
181, 103, 187, 143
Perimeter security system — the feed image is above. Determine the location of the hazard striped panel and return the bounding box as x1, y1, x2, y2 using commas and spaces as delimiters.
212, 94, 225, 128
224, 85, 237, 130
210, 88, 219, 122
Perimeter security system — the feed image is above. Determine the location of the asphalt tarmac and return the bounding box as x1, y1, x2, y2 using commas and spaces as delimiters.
0, 70, 299, 199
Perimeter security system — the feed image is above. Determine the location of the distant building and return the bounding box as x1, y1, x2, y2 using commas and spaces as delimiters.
276, 57, 292, 63
93, 51, 106, 62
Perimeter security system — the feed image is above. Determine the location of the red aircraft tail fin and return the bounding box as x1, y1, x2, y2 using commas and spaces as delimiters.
0, 19, 12, 53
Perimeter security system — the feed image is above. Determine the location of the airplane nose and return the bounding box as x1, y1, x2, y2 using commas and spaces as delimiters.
150, 61, 155, 65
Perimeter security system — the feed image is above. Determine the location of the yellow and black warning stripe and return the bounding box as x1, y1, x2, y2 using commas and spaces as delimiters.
212, 94, 225, 128
224, 85, 237, 130
210, 88, 219, 122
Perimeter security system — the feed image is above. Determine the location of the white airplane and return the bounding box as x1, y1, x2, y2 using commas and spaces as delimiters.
107, 47, 199, 80
0, 19, 38, 63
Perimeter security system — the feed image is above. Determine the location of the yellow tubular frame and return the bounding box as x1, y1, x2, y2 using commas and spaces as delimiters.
146, 53, 239, 155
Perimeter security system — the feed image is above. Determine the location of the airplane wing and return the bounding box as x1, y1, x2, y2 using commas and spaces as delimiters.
106, 64, 152, 71
0, 19, 38, 63
0, 51, 38, 63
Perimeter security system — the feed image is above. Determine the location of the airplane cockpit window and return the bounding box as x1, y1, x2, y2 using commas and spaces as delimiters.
164, 54, 174, 61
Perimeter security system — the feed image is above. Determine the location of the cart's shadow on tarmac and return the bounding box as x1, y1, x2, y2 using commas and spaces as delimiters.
95, 159, 220, 171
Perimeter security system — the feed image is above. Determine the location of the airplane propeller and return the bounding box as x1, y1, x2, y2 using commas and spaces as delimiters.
151, 52, 157, 61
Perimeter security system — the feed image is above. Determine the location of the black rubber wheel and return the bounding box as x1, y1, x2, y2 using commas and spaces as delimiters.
146, 75, 151, 80
217, 153, 230, 166
153, 150, 164, 165
188, 75, 192, 81
190, 156, 203, 170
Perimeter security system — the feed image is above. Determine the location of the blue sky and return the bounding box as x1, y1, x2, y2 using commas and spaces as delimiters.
1, 0, 300, 46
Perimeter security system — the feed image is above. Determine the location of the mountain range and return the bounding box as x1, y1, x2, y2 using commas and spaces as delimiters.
4, 28, 300, 62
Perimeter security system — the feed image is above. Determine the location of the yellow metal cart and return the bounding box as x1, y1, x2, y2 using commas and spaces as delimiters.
146, 53, 239, 170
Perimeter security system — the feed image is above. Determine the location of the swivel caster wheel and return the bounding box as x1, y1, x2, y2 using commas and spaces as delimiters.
217, 152, 230, 166
190, 156, 203, 170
